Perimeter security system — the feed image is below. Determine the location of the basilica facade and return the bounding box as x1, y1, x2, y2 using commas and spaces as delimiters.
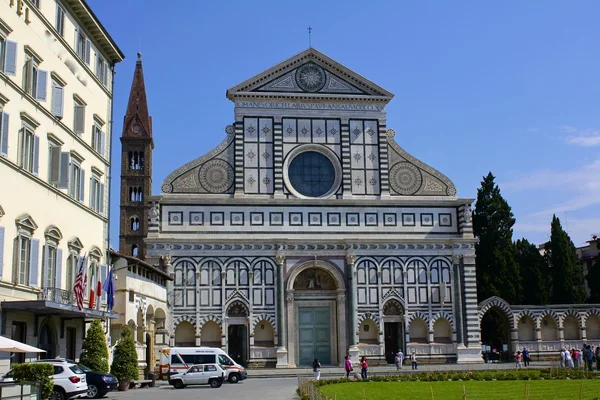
145, 48, 483, 367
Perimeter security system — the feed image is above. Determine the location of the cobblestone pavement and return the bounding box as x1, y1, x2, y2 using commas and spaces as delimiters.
105, 378, 299, 400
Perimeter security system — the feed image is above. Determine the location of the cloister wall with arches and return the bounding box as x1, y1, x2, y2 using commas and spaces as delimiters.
478, 297, 600, 359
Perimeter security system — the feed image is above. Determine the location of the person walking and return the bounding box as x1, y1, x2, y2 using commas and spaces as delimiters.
411, 351, 418, 370
395, 350, 404, 370
312, 358, 321, 381
565, 349, 574, 368
360, 357, 368, 379
523, 347, 530, 367
595, 346, 600, 371
344, 355, 353, 378
515, 351, 523, 369
572, 349, 579, 368
583, 345, 592, 371
560, 349, 566, 368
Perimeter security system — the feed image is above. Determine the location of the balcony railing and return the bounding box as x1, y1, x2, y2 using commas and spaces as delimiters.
38, 287, 74, 305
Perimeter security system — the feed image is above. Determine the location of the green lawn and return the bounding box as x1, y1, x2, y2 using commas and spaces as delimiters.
318, 380, 600, 400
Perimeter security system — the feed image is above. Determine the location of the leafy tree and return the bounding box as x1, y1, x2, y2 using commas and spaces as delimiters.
587, 239, 600, 303
12, 363, 54, 398
515, 238, 550, 305
545, 215, 587, 304
110, 326, 139, 382
79, 319, 109, 373
473, 172, 522, 304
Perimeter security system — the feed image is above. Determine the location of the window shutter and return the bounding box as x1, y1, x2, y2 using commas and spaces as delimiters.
58, 152, 70, 189
3, 41, 17, 76
99, 131, 105, 157
51, 85, 64, 118
90, 177, 95, 210
42, 243, 49, 287
55, 248, 63, 289
85, 39, 91, 64
0, 226, 5, 280
74, 105, 85, 134
0, 111, 9, 157
102, 62, 108, 86
36, 70, 48, 101
99, 183, 104, 214
29, 238, 40, 287
32, 135, 40, 175
49, 146, 61, 184
79, 169, 85, 202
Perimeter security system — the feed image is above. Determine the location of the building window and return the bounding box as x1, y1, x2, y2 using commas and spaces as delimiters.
73, 98, 85, 134
132, 245, 139, 257
15, 234, 31, 285
128, 151, 144, 170
66, 251, 77, 290
48, 141, 61, 185
96, 56, 108, 86
130, 217, 140, 232
90, 175, 104, 213
19, 125, 39, 174
1, 38, 17, 76
91, 125, 105, 156
43, 244, 57, 288
23, 54, 47, 101
76, 29, 91, 64
55, 3, 65, 36
69, 159, 84, 202
51, 80, 64, 118
129, 186, 143, 202
42, 226, 62, 289
11, 322, 27, 365
31, 0, 40, 7
0, 109, 9, 157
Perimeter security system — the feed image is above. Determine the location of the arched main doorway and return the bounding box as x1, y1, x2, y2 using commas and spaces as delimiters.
286, 260, 346, 367
39, 321, 57, 359
382, 299, 405, 364
226, 301, 249, 367
481, 307, 511, 361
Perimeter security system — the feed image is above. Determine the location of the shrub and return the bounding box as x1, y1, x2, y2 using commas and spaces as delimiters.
79, 319, 109, 373
12, 363, 54, 399
110, 326, 138, 382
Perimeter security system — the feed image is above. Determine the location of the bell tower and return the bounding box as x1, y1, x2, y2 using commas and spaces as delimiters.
119, 52, 153, 259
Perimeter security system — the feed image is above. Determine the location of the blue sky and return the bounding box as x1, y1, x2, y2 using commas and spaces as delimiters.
89, 0, 600, 249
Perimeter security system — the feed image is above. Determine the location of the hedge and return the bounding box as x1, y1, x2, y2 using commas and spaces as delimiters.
12, 363, 54, 399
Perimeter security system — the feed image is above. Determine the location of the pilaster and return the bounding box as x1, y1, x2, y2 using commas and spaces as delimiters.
275, 253, 288, 368
346, 253, 359, 363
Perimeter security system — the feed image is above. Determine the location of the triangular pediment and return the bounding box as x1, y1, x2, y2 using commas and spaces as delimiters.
226, 48, 393, 101
15, 213, 38, 232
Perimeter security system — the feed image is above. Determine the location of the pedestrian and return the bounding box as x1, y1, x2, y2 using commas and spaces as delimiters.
565, 349, 574, 368
395, 350, 404, 370
595, 346, 600, 371
560, 349, 566, 368
572, 349, 579, 368
583, 344, 594, 372
515, 351, 522, 369
411, 351, 418, 370
344, 355, 353, 378
523, 347, 530, 367
312, 358, 321, 381
360, 357, 368, 379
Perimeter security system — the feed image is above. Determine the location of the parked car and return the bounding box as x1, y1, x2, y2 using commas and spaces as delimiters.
77, 364, 118, 398
168, 364, 225, 389
1, 359, 88, 400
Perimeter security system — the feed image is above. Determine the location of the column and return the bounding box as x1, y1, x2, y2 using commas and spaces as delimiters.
195, 269, 201, 346
275, 253, 288, 368
456, 254, 483, 363
346, 253, 359, 363
452, 256, 464, 345
164, 256, 175, 347
511, 328, 519, 353
336, 290, 347, 366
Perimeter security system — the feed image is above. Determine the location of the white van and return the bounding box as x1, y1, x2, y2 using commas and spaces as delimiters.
162, 347, 247, 384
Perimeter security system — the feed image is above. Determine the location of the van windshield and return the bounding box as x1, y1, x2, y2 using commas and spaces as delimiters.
218, 355, 234, 366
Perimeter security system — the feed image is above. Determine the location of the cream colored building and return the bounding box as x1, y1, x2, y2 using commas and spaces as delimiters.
109, 250, 171, 375
0, 0, 123, 372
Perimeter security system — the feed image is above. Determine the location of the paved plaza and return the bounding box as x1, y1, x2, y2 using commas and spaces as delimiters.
106, 378, 299, 400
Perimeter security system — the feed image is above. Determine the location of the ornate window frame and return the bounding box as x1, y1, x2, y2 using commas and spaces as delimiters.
282, 144, 342, 199
42, 225, 62, 289
13, 214, 38, 285
66, 237, 83, 290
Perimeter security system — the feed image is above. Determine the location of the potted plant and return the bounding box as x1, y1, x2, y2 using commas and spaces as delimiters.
110, 326, 138, 391
80, 319, 109, 372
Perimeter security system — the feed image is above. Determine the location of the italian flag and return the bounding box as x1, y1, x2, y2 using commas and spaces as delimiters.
88, 266, 96, 308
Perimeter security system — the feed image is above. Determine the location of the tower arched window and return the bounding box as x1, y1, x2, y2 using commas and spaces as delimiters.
132, 245, 139, 257
130, 216, 140, 231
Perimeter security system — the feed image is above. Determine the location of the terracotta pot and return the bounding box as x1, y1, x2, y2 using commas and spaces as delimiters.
118, 380, 130, 391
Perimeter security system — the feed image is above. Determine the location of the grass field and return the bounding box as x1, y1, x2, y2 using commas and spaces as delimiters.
318, 380, 600, 399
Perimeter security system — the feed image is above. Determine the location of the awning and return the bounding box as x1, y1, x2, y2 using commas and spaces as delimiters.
1, 300, 118, 320
0, 336, 46, 353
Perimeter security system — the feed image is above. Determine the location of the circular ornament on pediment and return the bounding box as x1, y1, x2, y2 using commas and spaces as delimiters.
446, 185, 457, 196
295, 63, 326, 93
161, 183, 173, 193
225, 125, 235, 135
390, 162, 422, 195
199, 159, 234, 193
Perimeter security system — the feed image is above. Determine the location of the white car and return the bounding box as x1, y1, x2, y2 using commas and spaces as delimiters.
1, 360, 88, 400
168, 364, 226, 389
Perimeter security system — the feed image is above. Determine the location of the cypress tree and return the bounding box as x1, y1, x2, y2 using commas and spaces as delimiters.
587, 239, 600, 303
546, 215, 587, 304
473, 172, 522, 303
515, 238, 549, 305
79, 319, 109, 372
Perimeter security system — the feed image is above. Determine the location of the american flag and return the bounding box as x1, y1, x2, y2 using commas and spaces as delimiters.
73, 254, 88, 310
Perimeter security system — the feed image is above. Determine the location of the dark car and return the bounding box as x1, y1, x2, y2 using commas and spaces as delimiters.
78, 364, 118, 398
